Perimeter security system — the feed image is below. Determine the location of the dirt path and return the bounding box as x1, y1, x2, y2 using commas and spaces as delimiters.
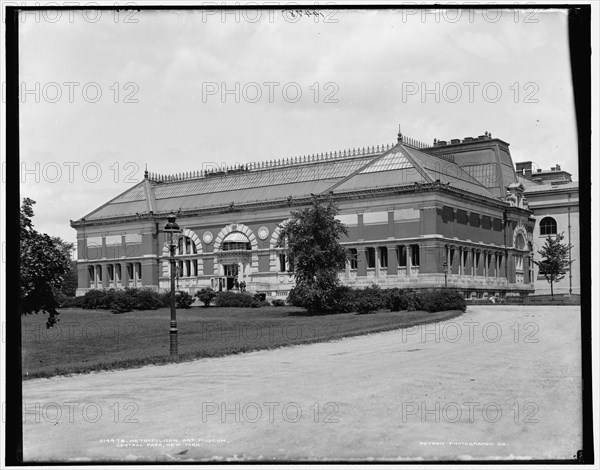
22, 306, 582, 462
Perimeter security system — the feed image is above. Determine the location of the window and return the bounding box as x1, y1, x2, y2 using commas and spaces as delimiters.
379, 247, 388, 268
398, 246, 407, 267
411, 244, 420, 266
366, 248, 376, 268
515, 255, 524, 271
222, 232, 251, 251
279, 253, 287, 272
539, 217, 557, 236
349, 248, 358, 269
515, 233, 526, 250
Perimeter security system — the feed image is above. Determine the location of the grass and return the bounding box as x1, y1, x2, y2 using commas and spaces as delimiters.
21, 306, 464, 379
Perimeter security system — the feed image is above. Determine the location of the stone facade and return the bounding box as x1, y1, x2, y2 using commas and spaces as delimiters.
72, 132, 539, 299
516, 162, 579, 295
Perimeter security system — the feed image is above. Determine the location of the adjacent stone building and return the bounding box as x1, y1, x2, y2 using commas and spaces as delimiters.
71, 130, 537, 299
515, 162, 579, 295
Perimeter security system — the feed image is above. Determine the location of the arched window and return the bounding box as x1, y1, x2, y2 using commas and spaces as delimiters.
221, 232, 251, 251
539, 217, 557, 236
515, 233, 526, 250
176, 236, 197, 255
171, 235, 200, 277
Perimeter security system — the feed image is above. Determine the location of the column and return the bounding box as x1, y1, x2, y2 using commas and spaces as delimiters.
524, 254, 530, 284
121, 262, 129, 287
458, 247, 463, 275
374, 247, 380, 278
450, 246, 459, 275
357, 248, 367, 277
495, 253, 500, 278
466, 249, 473, 276
345, 259, 351, 278
386, 245, 398, 275
102, 265, 110, 288
489, 252, 496, 277
407, 245, 412, 277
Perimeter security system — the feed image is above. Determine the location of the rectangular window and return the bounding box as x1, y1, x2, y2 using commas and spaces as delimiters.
349, 248, 358, 269
366, 248, 376, 268
192, 259, 198, 276
88, 266, 95, 281
411, 244, 420, 266
380, 247, 388, 268
398, 246, 407, 267
279, 253, 287, 272
108, 265, 114, 281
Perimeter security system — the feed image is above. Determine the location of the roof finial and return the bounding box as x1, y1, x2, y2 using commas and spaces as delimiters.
397, 123, 403, 143
144, 164, 148, 179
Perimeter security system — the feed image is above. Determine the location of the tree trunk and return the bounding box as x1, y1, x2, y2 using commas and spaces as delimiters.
550, 279, 554, 299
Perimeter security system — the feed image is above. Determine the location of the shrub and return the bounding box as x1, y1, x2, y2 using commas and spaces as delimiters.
386, 288, 404, 312
128, 288, 164, 310
196, 287, 216, 307
55, 293, 82, 309
272, 299, 286, 307
420, 289, 466, 313
159, 290, 195, 309
354, 285, 386, 314
110, 290, 136, 314
384, 288, 422, 312
215, 291, 256, 308
327, 285, 359, 313
80, 289, 113, 309
175, 291, 194, 309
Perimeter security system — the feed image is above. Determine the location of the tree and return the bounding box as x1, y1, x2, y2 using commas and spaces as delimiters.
20, 198, 71, 327
51, 237, 77, 297
279, 194, 348, 314
533, 232, 573, 299
196, 287, 216, 307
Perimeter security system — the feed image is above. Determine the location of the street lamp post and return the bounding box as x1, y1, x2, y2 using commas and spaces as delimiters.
164, 214, 181, 356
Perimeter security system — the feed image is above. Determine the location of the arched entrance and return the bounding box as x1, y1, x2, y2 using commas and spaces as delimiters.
213, 231, 252, 291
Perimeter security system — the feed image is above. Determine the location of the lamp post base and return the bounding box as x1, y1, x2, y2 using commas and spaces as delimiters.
169, 325, 178, 356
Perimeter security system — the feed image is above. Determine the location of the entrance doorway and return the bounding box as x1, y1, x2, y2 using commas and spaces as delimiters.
224, 264, 239, 290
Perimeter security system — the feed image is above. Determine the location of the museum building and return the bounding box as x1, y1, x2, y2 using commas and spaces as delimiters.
71, 130, 536, 299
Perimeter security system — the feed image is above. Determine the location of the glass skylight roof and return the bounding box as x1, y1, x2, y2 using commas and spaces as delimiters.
153, 156, 374, 199
359, 149, 412, 174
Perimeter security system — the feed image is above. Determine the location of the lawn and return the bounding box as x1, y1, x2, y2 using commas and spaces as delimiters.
21, 306, 464, 379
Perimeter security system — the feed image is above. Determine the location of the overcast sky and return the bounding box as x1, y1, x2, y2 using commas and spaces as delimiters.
17, 6, 578, 247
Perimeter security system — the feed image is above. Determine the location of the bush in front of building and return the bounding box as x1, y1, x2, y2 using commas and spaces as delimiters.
128, 288, 164, 310
272, 299, 286, 306
196, 287, 216, 307
420, 289, 467, 313
79, 287, 164, 312
80, 289, 113, 309
385, 288, 422, 312
55, 293, 83, 309
215, 291, 256, 307
355, 285, 387, 314
160, 290, 195, 309
110, 289, 137, 314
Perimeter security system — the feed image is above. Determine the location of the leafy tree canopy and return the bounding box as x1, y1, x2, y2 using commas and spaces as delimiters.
20, 198, 71, 327
533, 232, 573, 298
279, 194, 348, 313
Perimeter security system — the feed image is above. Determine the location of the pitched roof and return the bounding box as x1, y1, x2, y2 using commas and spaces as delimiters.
75, 142, 500, 224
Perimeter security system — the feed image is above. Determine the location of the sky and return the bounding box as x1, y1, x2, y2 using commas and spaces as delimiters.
16, 5, 579, 247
